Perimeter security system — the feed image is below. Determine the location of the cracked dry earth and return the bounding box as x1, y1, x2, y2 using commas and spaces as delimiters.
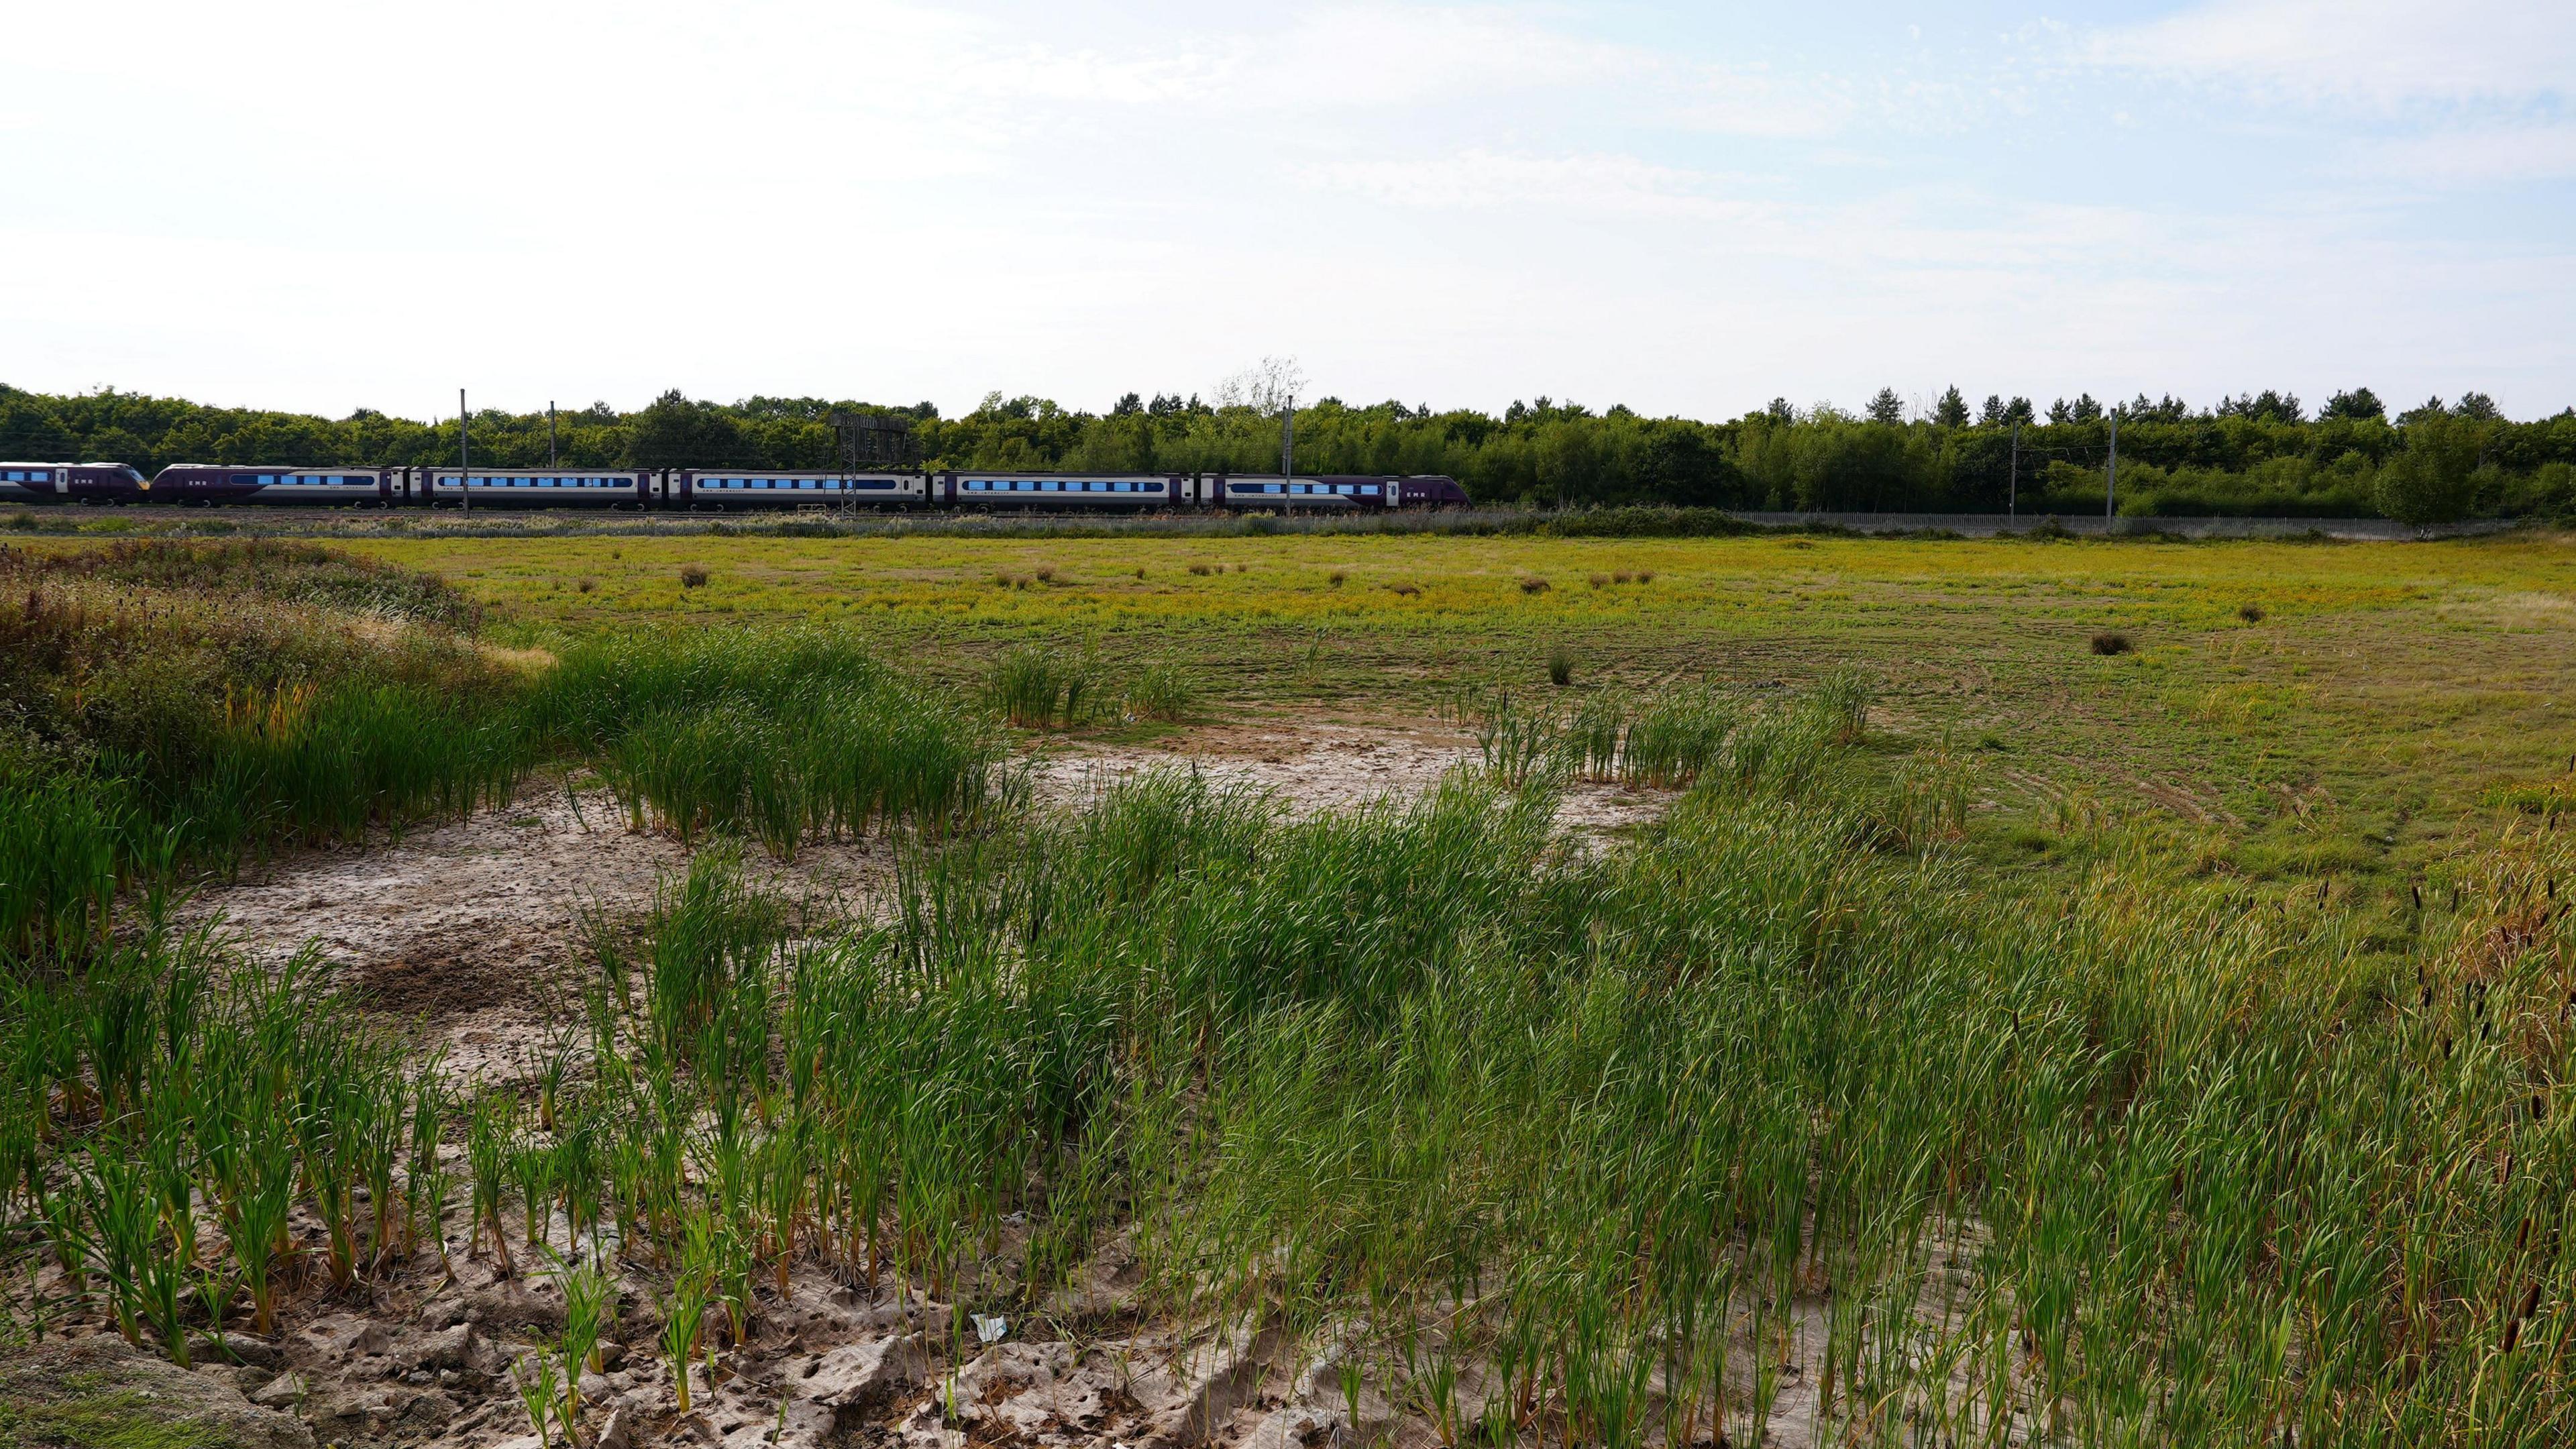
133, 718, 1699, 1449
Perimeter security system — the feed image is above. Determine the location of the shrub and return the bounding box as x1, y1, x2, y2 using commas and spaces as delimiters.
679, 565, 710, 589
2092, 631, 2133, 655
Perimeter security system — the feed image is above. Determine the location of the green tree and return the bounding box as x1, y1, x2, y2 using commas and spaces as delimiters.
627, 390, 752, 469
1933, 386, 1970, 428
2322, 387, 2385, 421
1866, 388, 1906, 425
2375, 413, 2483, 525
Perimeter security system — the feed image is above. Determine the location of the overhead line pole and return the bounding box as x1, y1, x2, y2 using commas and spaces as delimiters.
2106, 409, 2118, 521
2008, 423, 2019, 520
549, 400, 557, 467
458, 388, 469, 516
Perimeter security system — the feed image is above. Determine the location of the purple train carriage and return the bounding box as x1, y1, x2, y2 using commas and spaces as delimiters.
1, 462, 146, 504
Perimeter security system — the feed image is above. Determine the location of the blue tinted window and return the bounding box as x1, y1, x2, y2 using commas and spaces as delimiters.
259, 474, 276, 484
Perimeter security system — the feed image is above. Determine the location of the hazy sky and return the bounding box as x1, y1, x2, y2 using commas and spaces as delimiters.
7, 1, 2572, 421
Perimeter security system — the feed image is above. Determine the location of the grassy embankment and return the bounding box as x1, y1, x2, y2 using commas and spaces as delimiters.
4, 534, 2575, 1444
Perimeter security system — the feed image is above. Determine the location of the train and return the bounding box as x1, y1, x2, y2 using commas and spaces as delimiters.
0, 462, 1469, 512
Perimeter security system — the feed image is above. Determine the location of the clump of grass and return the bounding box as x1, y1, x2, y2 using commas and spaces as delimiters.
2091, 631, 2133, 655
1124, 664, 1199, 722
1032, 566, 1056, 583
1517, 576, 1550, 594
576, 578, 597, 594
1328, 571, 1346, 588
548, 631, 1000, 856
990, 645, 1102, 729
1188, 563, 1214, 576
679, 564, 710, 589
1634, 570, 1654, 584
1589, 574, 1609, 589
1389, 582, 1421, 597
1546, 645, 1576, 687
2238, 602, 2265, 622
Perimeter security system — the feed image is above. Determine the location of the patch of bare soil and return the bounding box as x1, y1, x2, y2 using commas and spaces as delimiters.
1030, 716, 1668, 837
176, 786, 896, 1083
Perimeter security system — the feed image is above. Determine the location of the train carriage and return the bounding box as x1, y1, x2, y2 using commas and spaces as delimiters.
146, 465, 392, 505
1, 462, 147, 504
943, 472, 1190, 508
425, 468, 653, 508
678, 470, 926, 509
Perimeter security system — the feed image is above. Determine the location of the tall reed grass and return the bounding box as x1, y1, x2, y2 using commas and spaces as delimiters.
554, 632, 1003, 855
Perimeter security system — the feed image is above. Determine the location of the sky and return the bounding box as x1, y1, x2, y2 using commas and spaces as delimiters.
5, 1, 2573, 423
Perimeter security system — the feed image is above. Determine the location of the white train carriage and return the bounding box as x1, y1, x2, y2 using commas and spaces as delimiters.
678, 470, 927, 508
941, 472, 1190, 508
425, 468, 653, 507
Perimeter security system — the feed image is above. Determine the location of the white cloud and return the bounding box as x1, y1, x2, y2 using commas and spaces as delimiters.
2371, 124, 2576, 183
1295, 150, 1768, 219
2092, 0, 2576, 107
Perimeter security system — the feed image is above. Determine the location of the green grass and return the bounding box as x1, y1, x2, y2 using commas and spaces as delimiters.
7, 533, 2576, 1445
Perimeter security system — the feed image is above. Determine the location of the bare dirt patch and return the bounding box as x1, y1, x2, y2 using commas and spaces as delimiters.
177, 785, 897, 1083
1029, 715, 1668, 837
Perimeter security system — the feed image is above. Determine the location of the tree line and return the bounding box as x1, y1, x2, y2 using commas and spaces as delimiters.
5, 382, 2571, 523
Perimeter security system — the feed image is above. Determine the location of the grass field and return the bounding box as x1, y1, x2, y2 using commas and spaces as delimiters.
6, 530, 2576, 1448
345, 529, 2576, 898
